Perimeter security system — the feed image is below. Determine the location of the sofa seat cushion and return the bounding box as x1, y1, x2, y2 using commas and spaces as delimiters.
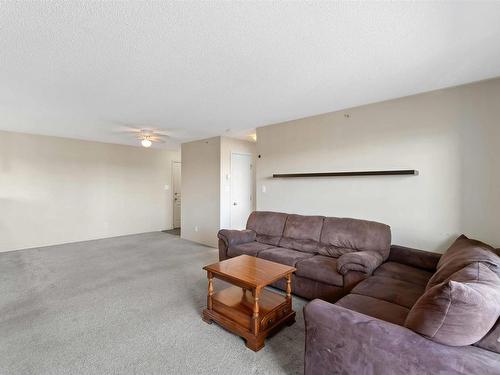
295, 255, 343, 287
374, 262, 433, 287
474, 319, 500, 354
336, 294, 410, 326
279, 214, 324, 253
258, 247, 314, 267
227, 241, 274, 258
246, 211, 288, 246
351, 276, 425, 308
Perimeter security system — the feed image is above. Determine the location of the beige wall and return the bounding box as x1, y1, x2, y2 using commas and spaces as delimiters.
256, 78, 500, 252
181, 136, 256, 247
0, 130, 180, 252
458, 80, 500, 248
181, 137, 221, 247
220, 136, 256, 229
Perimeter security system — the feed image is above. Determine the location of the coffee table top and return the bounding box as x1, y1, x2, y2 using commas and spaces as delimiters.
203, 255, 296, 289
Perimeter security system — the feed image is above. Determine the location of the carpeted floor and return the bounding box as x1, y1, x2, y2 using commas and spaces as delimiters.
0, 232, 306, 374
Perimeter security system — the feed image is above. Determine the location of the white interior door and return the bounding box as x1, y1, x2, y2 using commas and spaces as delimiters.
172, 162, 181, 229
230, 153, 253, 229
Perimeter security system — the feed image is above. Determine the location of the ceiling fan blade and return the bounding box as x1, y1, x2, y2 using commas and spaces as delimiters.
151, 129, 170, 136
148, 136, 166, 143
112, 123, 144, 133
154, 128, 193, 139
150, 128, 189, 138
150, 138, 166, 143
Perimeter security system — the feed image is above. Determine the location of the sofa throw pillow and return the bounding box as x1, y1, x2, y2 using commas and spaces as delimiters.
405, 262, 500, 346
426, 234, 499, 290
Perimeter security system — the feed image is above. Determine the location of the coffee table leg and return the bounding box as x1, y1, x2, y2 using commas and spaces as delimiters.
252, 287, 260, 335
202, 271, 214, 324
286, 274, 292, 300
285, 273, 295, 326
207, 272, 214, 309
246, 287, 264, 351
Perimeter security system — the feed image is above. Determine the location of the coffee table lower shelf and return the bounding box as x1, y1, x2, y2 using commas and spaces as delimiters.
202, 286, 295, 351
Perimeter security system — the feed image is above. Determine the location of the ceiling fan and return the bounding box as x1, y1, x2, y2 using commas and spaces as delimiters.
116, 126, 170, 148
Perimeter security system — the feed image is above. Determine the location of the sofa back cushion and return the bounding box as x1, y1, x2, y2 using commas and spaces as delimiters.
279, 214, 324, 253
427, 235, 499, 290
405, 262, 500, 346
246, 211, 288, 246
318, 217, 391, 259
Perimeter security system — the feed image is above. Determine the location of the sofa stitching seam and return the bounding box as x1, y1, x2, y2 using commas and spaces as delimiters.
430, 284, 453, 338
344, 293, 410, 312
373, 274, 429, 288
349, 290, 414, 310
276, 214, 290, 247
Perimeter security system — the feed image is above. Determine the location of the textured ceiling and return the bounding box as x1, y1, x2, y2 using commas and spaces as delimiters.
1, 1, 500, 149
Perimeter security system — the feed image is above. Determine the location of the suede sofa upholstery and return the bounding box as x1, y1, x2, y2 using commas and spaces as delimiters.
304, 238, 500, 375
218, 211, 392, 301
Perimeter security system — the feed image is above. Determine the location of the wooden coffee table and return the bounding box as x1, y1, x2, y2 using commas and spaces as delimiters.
202, 254, 296, 351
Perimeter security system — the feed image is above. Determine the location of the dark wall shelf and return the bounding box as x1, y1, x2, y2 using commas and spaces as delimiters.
272, 170, 418, 178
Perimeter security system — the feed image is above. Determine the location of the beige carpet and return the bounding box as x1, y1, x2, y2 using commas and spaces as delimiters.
0, 232, 306, 374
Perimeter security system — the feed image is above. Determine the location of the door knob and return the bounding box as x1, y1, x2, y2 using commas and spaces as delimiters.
233, 202, 238, 206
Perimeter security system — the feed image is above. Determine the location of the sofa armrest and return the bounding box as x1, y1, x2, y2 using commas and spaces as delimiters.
304, 299, 500, 375
217, 229, 256, 260
337, 250, 383, 275
388, 245, 441, 271
217, 229, 256, 247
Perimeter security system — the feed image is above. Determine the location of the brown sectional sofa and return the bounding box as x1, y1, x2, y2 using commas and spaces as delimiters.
218, 211, 392, 301
304, 234, 500, 374
218, 211, 500, 374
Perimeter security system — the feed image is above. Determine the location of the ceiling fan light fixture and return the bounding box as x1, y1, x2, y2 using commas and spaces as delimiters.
141, 138, 152, 148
